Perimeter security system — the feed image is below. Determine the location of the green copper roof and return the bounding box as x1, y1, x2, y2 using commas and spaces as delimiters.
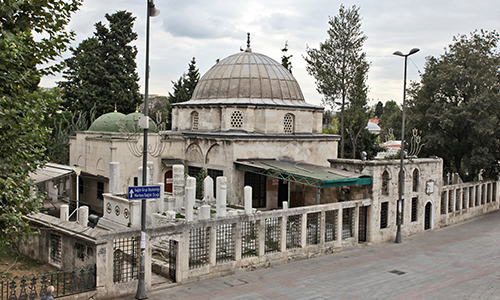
87, 112, 158, 133
234, 159, 372, 188
87, 112, 126, 132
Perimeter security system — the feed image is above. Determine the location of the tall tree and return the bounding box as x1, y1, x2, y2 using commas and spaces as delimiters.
281, 41, 293, 74
344, 61, 370, 158
167, 57, 200, 128
304, 4, 369, 158
374, 101, 384, 118
0, 0, 82, 245
59, 11, 141, 119
378, 100, 402, 140
407, 30, 500, 181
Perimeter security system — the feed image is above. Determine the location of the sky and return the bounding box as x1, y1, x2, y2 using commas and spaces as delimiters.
40, 0, 500, 108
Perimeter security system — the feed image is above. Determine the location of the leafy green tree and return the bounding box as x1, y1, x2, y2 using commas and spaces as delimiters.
59, 10, 141, 119
378, 100, 402, 140
281, 41, 293, 74
407, 30, 500, 181
0, 0, 82, 245
304, 4, 369, 158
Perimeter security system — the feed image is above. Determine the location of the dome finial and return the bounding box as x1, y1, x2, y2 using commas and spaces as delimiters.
135, 104, 139, 113
245, 32, 252, 52
114, 103, 117, 112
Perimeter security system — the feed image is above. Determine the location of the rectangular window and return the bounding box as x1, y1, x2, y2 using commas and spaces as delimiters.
216, 224, 235, 263
245, 172, 267, 208
133, 177, 138, 187
50, 234, 62, 265
241, 221, 258, 258
469, 186, 474, 207
448, 190, 454, 213
189, 227, 210, 269
342, 208, 354, 239
411, 197, 418, 222
325, 210, 337, 242
441, 191, 447, 215
287, 214, 302, 249
113, 237, 139, 283
462, 188, 468, 209
455, 189, 461, 211
97, 181, 104, 200
380, 202, 389, 229
306, 212, 320, 245
265, 217, 281, 253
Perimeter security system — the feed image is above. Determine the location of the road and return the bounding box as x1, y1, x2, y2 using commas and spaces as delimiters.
120, 211, 500, 299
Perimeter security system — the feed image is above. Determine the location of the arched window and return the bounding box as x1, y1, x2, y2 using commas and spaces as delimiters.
412, 169, 419, 192
230, 110, 243, 128
382, 170, 390, 196
191, 111, 199, 130
284, 113, 294, 133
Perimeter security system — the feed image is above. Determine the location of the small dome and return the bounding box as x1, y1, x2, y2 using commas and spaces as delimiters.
122, 112, 159, 133
366, 121, 381, 134
175, 51, 319, 108
87, 112, 126, 132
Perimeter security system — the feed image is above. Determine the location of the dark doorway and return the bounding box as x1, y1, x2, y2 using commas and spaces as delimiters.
424, 202, 432, 230
278, 180, 288, 207
164, 170, 173, 193
244, 172, 267, 208
358, 206, 368, 242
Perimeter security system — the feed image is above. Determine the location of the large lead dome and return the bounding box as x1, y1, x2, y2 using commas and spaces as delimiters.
178, 49, 317, 108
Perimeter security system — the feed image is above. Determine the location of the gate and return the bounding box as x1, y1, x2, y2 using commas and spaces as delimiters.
168, 240, 177, 282
358, 206, 368, 243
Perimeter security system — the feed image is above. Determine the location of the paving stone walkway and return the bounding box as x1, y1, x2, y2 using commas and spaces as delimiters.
121, 211, 500, 299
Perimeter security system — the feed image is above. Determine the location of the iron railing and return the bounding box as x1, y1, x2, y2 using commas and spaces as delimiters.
0, 265, 96, 300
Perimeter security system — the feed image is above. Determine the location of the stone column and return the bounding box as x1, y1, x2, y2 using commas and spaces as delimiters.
216, 177, 227, 217
185, 177, 196, 221
244, 186, 252, 214
60, 204, 69, 221
165, 196, 175, 212
157, 182, 164, 213
173, 165, 185, 210
203, 176, 214, 204
109, 162, 120, 195
79, 206, 89, 226
137, 167, 150, 186
147, 161, 154, 186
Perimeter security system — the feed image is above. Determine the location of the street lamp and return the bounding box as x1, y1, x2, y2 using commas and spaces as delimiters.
136, 1, 160, 299
393, 47, 419, 244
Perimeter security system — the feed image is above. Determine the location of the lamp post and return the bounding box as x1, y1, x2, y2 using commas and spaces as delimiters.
136, 1, 160, 299
393, 47, 419, 244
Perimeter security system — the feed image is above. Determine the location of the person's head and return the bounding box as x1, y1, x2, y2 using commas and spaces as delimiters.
47, 286, 54, 295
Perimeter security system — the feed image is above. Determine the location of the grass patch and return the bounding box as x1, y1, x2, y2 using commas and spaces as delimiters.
0, 244, 57, 279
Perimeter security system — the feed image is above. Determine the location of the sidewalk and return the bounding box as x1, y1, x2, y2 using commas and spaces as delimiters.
119, 211, 500, 299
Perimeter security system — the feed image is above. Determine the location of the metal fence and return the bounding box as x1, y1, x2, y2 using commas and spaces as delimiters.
0, 265, 96, 300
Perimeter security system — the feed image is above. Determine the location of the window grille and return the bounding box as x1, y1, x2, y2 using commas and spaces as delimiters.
475, 185, 480, 206
325, 210, 337, 242
411, 197, 418, 222
307, 212, 320, 245
189, 227, 210, 269
487, 183, 492, 203
75, 243, 86, 261
265, 217, 281, 253
286, 214, 302, 249
493, 183, 497, 202
381, 171, 389, 196
284, 114, 294, 133
113, 237, 139, 283
191, 111, 199, 130
216, 224, 235, 263
412, 169, 419, 192
380, 202, 389, 229
462, 188, 468, 209
469, 186, 474, 207
448, 190, 454, 213
481, 184, 486, 205
455, 189, 461, 211
342, 208, 354, 239
441, 191, 447, 215
241, 221, 258, 258
97, 181, 104, 200
50, 234, 62, 265
230, 110, 243, 128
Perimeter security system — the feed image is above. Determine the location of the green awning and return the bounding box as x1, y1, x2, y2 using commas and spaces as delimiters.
234, 159, 372, 188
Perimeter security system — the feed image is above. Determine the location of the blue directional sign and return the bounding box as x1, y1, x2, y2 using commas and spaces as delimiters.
128, 185, 161, 200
